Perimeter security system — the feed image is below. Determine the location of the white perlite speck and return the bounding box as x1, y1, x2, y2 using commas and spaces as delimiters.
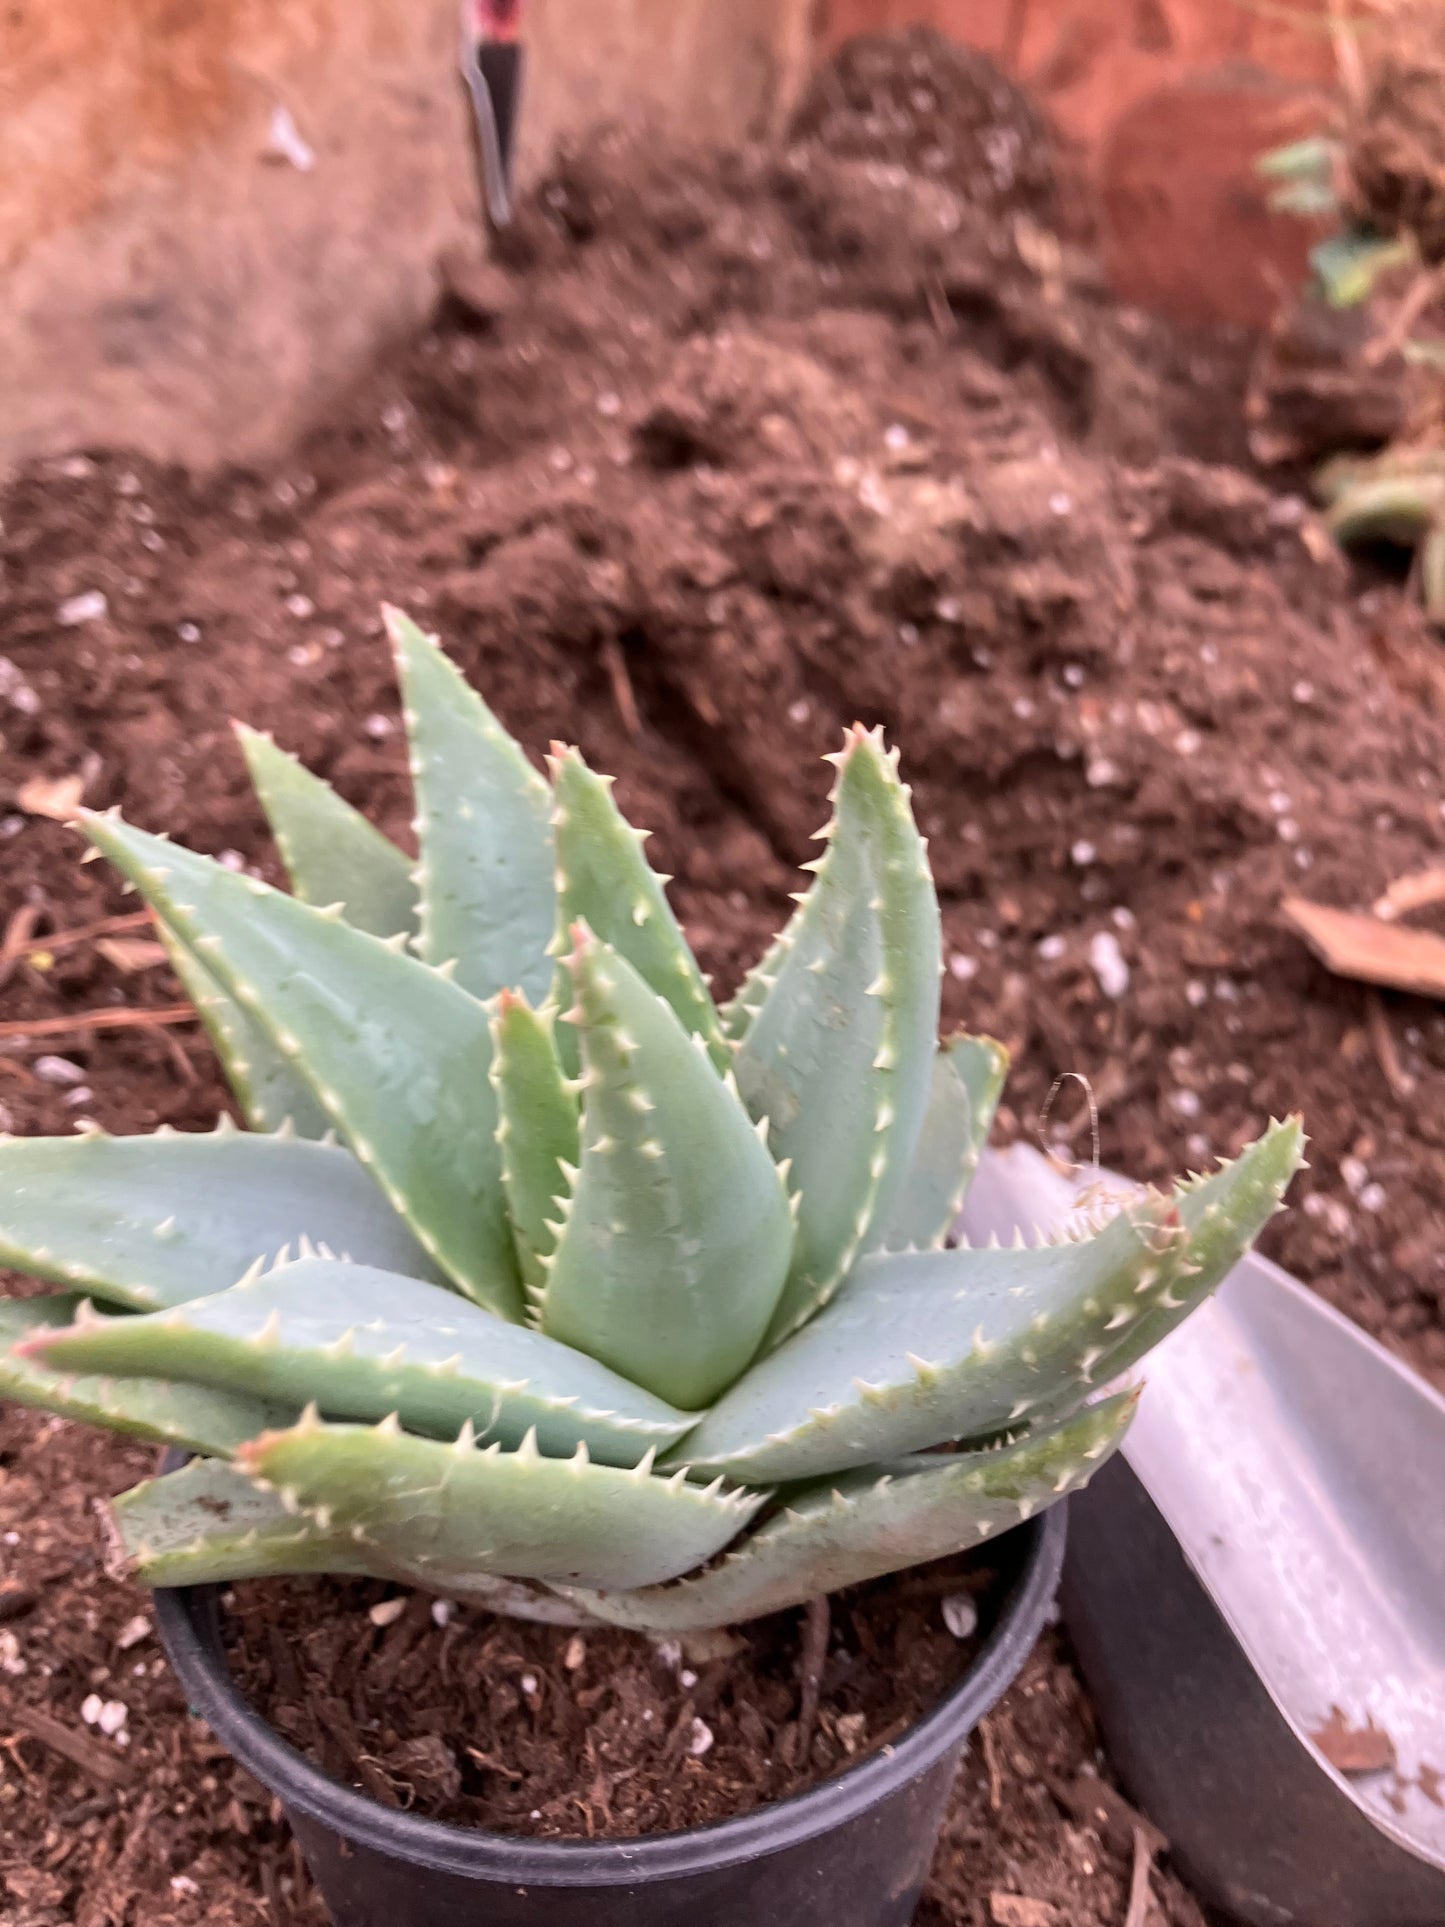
266, 104, 316, 172
57, 591, 108, 627
33, 1055, 86, 1086
81, 1694, 128, 1736
686, 1718, 715, 1758
941, 1593, 978, 1639
1088, 930, 1129, 998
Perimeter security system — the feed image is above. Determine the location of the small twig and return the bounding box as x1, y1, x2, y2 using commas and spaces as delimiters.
23, 909, 156, 959
465, 1746, 526, 1780
1000, 0, 1029, 72
0, 904, 42, 993
1123, 1824, 1157, 1927
600, 636, 642, 738
979, 1712, 1004, 1813
1326, 0, 1368, 114
6, 1705, 131, 1789
795, 1594, 830, 1767
152, 1018, 199, 1084
0, 1004, 196, 1043
1050, 1769, 1167, 1860
1365, 262, 1445, 369
824, 1711, 915, 1777
1366, 989, 1415, 1098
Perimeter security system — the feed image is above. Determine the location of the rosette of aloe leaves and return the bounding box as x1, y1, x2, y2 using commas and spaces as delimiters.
0, 609, 1302, 1632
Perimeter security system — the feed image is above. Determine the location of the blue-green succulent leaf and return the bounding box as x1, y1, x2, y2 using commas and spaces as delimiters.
573, 1394, 1135, 1630
387, 608, 555, 1003
28, 1258, 693, 1467
0, 1295, 285, 1457
880, 1032, 1009, 1252
83, 812, 522, 1319
113, 1464, 599, 1613
0, 1129, 441, 1310
675, 1192, 1175, 1482
1080, 1118, 1307, 1408
549, 746, 727, 1069
158, 922, 331, 1138
676, 1120, 1301, 1483
736, 727, 941, 1344
488, 990, 581, 1314
1256, 135, 1338, 183
718, 924, 791, 1043
235, 723, 418, 939
540, 929, 793, 1409
238, 1415, 765, 1592
109, 1460, 376, 1587
1325, 469, 1445, 547
1311, 227, 1413, 307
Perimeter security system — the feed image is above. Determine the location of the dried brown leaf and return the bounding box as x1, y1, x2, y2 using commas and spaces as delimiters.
1310, 1704, 1397, 1775
16, 772, 85, 821
1284, 895, 1445, 998
94, 937, 169, 974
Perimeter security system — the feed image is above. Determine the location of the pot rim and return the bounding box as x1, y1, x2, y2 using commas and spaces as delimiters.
153, 1505, 1065, 1886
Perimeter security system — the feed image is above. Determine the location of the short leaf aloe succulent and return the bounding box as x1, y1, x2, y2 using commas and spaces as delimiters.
0, 610, 1303, 1630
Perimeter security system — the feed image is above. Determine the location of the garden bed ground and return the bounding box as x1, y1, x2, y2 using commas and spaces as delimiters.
4, 30, 1445, 1927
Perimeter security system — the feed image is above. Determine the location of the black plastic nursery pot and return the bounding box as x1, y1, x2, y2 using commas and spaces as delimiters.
152, 1506, 1065, 1927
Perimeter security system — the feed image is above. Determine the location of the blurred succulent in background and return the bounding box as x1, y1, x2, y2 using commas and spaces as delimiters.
1257, 34, 1445, 622
0, 611, 1302, 1631
1258, 135, 1413, 307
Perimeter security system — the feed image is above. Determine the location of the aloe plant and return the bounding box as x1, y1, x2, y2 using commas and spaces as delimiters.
0, 610, 1303, 1630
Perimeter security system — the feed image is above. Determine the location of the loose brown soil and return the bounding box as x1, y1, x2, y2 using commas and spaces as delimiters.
3, 29, 1444, 1926
226, 1557, 998, 1838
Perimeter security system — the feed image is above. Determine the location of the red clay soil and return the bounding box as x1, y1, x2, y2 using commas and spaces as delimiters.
3, 32, 1445, 1926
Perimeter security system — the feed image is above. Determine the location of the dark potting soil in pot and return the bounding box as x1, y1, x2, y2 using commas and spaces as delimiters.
3, 28, 1445, 1927
220, 1557, 998, 1837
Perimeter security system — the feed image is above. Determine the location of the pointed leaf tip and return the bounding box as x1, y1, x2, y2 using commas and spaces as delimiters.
233, 724, 417, 941
736, 726, 941, 1342
550, 753, 727, 1070
391, 612, 556, 1005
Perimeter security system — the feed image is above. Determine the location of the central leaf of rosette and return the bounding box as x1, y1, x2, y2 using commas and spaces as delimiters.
536, 926, 794, 1411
